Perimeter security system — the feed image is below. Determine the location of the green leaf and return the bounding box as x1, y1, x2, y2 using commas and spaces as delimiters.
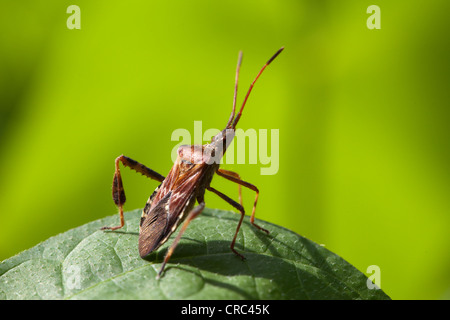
0, 209, 390, 300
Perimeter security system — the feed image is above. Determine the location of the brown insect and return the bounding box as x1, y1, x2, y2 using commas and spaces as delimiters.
101, 47, 284, 279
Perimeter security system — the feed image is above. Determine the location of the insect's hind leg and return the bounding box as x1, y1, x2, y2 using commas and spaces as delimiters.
101, 155, 165, 231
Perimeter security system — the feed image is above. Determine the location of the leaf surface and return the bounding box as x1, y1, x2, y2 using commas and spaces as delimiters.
0, 209, 390, 300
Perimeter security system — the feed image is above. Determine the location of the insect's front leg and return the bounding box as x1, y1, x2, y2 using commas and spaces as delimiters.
102, 155, 165, 231
216, 168, 268, 234
216, 169, 243, 206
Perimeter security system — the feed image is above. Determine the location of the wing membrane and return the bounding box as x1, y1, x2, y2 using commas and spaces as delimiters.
138, 162, 205, 257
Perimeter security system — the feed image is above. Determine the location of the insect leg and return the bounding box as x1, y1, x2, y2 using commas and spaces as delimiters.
157, 198, 205, 279
216, 168, 269, 234
215, 169, 242, 206
206, 186, 247, 261
102, 155, 165, 231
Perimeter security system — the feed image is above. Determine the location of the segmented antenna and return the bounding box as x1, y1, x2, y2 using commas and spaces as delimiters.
229, 47, 284, 130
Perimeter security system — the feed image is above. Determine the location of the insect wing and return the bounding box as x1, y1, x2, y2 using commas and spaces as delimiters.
138, 163, 205, 257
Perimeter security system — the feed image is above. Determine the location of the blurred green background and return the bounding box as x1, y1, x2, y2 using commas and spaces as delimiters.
0, 1, 449, 299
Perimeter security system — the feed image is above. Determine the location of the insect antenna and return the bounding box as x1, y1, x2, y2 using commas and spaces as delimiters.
230, 47, 284, 130
226, 51, 243, 129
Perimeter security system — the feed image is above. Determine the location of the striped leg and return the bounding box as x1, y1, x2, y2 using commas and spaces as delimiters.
102, 155, 165, 231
